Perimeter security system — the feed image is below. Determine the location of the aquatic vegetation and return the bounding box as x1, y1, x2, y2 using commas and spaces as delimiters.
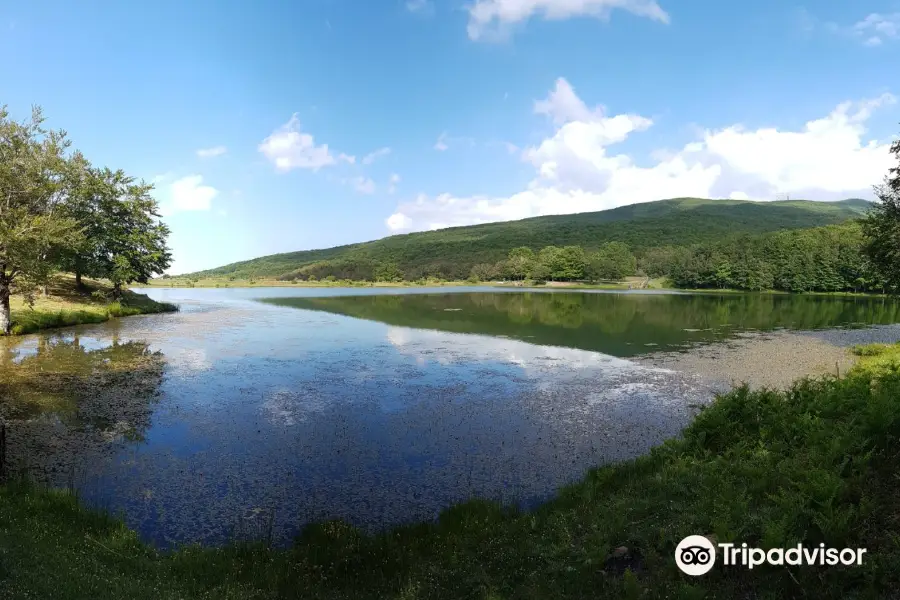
0, 338, 165, 485
2, 340, 900, 597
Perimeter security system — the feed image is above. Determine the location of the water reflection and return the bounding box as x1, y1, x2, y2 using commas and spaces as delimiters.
265, 292, 900, 356
7, 287, 895, 549
0, 288, 715, 548
0, 336, 164, 486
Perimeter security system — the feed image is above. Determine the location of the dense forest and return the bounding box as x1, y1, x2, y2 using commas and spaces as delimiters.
185, 198, 870, 281
0, 107, 171, 334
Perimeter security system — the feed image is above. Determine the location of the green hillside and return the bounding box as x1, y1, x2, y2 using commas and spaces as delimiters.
185, 197, 872, 281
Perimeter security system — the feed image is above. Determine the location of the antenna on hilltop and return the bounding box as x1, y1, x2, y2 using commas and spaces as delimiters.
775, 192, 790, 202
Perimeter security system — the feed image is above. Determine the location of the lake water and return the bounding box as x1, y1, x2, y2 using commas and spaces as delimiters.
2, 287, 899, 548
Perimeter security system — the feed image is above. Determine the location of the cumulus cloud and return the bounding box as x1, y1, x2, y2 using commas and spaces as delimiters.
385, 77, 897, 233
534, 77, 602, 124
155, 175, 219, 215
196, 146, 227, 158
258, 114, 349, 172
362, 146, 391, 165
467, 0, 670, 40
385, 212, 413, 231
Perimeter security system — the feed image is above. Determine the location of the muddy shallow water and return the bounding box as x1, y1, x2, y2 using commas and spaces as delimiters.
3, 287, 899, 548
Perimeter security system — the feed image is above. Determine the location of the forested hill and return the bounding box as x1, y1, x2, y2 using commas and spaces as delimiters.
185, 197, 871, 281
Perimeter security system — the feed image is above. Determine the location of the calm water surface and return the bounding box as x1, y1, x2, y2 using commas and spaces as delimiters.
3, 286, 899, 548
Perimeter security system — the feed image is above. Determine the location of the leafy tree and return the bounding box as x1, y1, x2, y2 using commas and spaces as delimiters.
862, 135, 900, 291
375, 262, 404, 282
557, 246, 587, 281
0, 107, 82, 334
507, 247, 535, 280
99, 177, 171, 297
588, 242, 637, 281
469, 263, 498, 282
535, 246, 564, 281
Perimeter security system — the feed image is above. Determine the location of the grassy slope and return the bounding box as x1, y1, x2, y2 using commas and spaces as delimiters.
184, 198, 871, 280
6, 275, 177, 335
3, 341, 900, 598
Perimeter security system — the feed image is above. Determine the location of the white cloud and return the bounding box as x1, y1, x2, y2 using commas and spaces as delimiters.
156, 175, 219, 215
258, 114, 345, 172
386, 212, 413, 231
388, 173, 401, 194
385, 78, 897, 233
362, 146, 391, 165
196, 146, 227, 158
351, 176, 376, 195
433, 132, 475, 152
467, 0, 670, 40
406, 0, 433, 14
852, 13, 900, 46
534, 77, 602, 124
815, 11, 900, 46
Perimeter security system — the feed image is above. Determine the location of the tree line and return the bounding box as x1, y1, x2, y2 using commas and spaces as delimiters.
0, 107, 171, 334
280, 133, 900, 293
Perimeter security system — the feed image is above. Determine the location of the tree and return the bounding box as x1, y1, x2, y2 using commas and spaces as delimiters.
862, 135, 900, 292
99, 174, 171, 297
557, 246, 587, 281
536, 246, 565, 281
469, 263, 497, 282
0, 106, 82, 334
507, 247, 535, 280
375, 262, 404, 282
587, 242, 637, 281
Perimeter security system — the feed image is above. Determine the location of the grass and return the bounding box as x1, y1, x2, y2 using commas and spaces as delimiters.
6, 275, 177, 336
2, 342, 900, 597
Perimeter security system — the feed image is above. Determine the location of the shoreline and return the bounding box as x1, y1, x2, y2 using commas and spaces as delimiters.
139, 278, 894, 298
637, 324, 900, 391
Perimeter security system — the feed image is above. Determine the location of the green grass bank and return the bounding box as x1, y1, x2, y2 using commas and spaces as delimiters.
2, 344, 900, 598
5, 276, 177, 336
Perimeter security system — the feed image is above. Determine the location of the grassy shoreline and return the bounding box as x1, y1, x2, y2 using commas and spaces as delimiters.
2, 340, 900, 597
142, 276, 894, 298
5, 275, 177, 336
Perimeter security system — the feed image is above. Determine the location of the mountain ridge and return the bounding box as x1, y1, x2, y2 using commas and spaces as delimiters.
182, 197, 872, 280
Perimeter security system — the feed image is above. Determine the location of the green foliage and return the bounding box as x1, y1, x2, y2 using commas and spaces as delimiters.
0, 106, 82, 333
862, 137, 900, 290
186, 198, 870, 281
588, 242, 637, 281
507, 246, 536, 280
667, 222, 889, 293
0, 105, 172, 333
374, 262, 404, 282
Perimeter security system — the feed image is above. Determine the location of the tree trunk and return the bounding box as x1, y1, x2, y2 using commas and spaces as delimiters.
112, 282, 122, 300
0, 283, 11, 335
75, 271, 83, 288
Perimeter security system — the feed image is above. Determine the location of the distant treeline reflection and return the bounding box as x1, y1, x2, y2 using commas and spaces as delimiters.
265, 292, 900, 357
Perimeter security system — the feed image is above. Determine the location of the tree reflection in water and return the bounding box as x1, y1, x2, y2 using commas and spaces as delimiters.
0, 335, 164, 487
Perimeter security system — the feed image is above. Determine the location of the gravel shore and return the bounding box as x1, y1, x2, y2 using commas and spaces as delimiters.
637, 325, 900, 392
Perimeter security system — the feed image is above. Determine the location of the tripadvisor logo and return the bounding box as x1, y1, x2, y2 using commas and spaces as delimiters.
675, 535, 867, 576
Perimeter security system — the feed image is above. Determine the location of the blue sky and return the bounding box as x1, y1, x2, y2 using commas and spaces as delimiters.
2, 0, 899, 274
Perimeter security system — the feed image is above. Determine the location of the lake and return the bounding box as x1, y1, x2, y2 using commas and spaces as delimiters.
2, 287, 900, 548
